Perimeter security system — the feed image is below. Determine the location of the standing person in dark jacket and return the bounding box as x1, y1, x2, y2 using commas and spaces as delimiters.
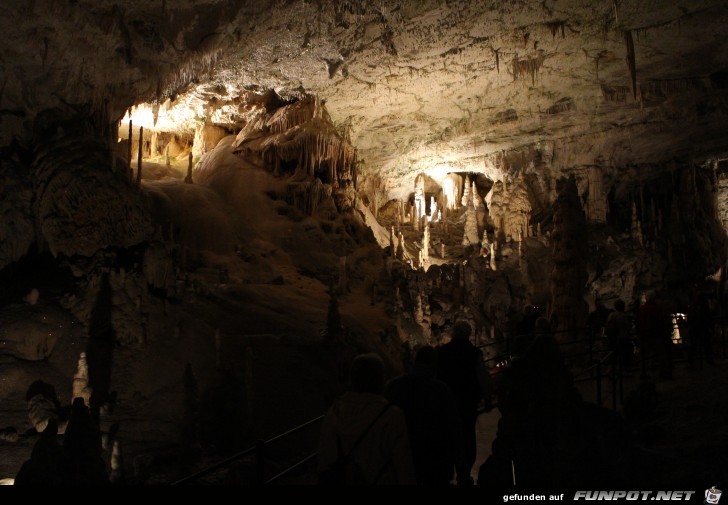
318, 353, 415, 485
385, 346, 465, 485
437, 321, 492, 484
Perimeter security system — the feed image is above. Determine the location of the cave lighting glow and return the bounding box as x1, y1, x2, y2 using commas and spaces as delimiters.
120, 99, 200, 135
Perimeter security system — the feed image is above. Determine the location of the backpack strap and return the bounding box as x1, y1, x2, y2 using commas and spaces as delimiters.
343, 402, 394, 459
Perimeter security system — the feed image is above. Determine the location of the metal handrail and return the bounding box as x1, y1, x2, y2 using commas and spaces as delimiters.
172, 415, 325, 485
174, 320, 728, 485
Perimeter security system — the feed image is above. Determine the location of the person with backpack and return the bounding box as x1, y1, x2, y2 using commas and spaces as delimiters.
318, 353, 415, 485
385, 345, 465, 485
437, 321, 493, 484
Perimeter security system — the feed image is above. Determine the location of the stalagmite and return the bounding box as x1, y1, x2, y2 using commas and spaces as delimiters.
481, 229, 490, 256
471, 181, 482, 209
462, 196, 480, 247
631, 201, 643, 245
441, 243, 446, 258
72, 352, 92, 406
185, 152, 193, 184
128, 120, 133, 181
165, 144, 170, 168
414, 175, 426, 222
110, 440, 123, 484
150, 131, 158, 158
136, 126, 143, 187
489, 177, 531, 242
490, 243, 496, 270
461, 176, 471, 207
518, 229, 524, 257
389, 226, 396, 257
429, 196, 438, 222
396, 232, 405, 260
423, 221, 430, 261
549, 177, 589, 340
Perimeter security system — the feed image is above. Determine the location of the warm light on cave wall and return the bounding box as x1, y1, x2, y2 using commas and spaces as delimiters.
120, 100, 200, 136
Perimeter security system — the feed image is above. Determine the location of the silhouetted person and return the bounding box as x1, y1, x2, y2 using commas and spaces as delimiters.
636, 292, 673, 379
688, 291, 715, 367
479, 334, 636, 488
87, 273, 115, 419
63, 398, 108, 485
15, 419, 69, 485
513, 305, 538, 357
589, 297, 611, 338
318, 353, 415, 485
385, 346, 464, 485
606, 300, 632, 369
437, 321, 492, 484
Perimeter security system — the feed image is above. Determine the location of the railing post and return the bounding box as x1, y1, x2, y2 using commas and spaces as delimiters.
611, 356, 617, 411
618, 358, 624, 406
255, 440, 266, 484
596, 361, 602, 405
699, 329, 704, 371
588, 326, 594, 367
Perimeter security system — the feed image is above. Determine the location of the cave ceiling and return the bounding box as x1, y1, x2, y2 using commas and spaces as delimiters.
3, 0, 728, 199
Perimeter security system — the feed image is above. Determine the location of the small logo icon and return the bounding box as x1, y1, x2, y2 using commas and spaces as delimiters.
706, 486, 722, 505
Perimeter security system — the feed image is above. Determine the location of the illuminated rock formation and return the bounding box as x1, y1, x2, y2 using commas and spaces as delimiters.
550, 177, 588, 339
489, 177, 531, 242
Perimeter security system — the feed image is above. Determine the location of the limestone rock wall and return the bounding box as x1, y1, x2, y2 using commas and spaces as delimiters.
31, 124, 153, 257
0, 162, 35, 271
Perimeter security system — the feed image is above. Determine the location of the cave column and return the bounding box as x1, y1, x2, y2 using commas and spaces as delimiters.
586, 166, 607, 223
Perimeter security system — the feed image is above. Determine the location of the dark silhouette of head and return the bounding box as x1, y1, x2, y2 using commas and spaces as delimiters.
413, 345, 437, 367
534, 317, 551, 335
351, 353, 384, 394
452, 321, 472, 340
614, 299, 625, 312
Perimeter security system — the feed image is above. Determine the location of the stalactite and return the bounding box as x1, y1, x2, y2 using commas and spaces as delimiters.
512, 53, 545, 85
624, 30, 637, 100
544, 21, 566, 39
